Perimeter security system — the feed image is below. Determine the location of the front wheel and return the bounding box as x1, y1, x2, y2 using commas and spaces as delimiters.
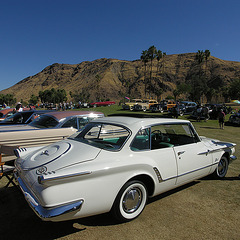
111, 180, 148, 222
214, 156, 229, 178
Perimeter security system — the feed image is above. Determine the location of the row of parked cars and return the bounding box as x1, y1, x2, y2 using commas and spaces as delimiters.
122, 99, 197, 115
0, 107, 237, 223
122, 99, 240, 124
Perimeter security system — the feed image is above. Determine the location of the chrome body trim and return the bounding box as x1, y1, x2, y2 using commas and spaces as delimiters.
16, 175, 84, 220
158, 162, 219, 182
153, 167, 162, 182
38, 171, 92, 184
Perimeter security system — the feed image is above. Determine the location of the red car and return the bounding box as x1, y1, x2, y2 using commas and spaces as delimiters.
89, 101, 115, 107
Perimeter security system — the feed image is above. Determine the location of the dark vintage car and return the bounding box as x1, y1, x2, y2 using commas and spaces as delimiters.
149, 104, 164, 113
180, 101, 197, 114
228, 112, 240, 125
0, 110, 54, 125
168, 104, 186, 117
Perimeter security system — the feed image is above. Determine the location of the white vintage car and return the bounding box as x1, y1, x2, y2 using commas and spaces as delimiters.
14, 117, 237, 222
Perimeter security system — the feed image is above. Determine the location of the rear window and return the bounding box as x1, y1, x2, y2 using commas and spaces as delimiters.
70, 123, 130, 151
29, 115, 59, 128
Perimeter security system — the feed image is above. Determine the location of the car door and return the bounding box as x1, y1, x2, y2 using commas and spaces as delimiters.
130, 126, 178, 194
167, 124, 213, 184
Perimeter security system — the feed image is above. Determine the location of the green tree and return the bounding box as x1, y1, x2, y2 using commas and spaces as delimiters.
38, 88, 67, 104
29, 94, 39, 105
228, 79, 240, 99
0, 94, 16, 106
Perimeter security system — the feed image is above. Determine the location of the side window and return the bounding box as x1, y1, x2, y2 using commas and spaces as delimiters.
163, 124, 199, 146
151, 125, 173, 149
61, 117, 77, 129
131, 128, 150, 151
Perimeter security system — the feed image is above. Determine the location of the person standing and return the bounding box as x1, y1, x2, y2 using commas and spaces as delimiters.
218, 109, 225, 129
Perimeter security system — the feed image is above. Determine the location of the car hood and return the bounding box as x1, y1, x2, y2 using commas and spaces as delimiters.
17, 139, 101, 171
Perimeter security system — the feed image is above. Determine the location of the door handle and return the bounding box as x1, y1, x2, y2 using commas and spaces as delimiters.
177, 151, 185, 156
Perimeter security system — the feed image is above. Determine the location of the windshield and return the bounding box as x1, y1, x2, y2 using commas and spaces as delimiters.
29, 115, 59, 128
70, 122, 130, 151
2, 112, 33, 123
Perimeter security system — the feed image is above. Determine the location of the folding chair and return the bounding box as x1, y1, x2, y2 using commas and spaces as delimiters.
0, 153, 16, 188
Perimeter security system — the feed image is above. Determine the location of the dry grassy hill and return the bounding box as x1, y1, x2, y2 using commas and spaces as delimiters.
1, 53, 240, 103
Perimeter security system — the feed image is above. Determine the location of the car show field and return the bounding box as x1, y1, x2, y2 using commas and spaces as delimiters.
0, 105, 239, 240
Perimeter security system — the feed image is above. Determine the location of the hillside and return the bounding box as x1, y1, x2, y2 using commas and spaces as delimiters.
1, 53, 240, 103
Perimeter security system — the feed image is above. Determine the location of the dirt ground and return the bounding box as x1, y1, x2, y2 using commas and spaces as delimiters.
1, 124, 239, 240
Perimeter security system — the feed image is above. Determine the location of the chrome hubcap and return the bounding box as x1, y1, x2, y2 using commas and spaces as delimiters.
122, 188, 142, 213
218, 159, 226, 175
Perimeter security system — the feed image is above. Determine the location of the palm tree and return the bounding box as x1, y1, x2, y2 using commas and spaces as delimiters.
156, 50, 162, 73
140, 50, 149, 97
204, 49, 211, 69
147, 45, 157, 98
196, 50, 204, 64
196, 50, 205, 76
162, 52, 166, 74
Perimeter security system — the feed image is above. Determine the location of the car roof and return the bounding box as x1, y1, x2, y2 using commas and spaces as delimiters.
92, 116, 190, 129
44, 111, 104, 120
16, 110, 53, 113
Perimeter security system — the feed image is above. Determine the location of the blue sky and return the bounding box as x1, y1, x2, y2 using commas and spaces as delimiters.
1, 0, 240, 91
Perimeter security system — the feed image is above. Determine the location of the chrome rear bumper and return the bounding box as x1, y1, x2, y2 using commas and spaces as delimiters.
16, 174, 83, 221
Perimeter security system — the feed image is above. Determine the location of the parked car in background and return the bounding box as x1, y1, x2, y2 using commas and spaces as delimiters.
149, 103, 164, 112
228, 111, 240, 125
132, 99, 158, 111
122, 99, 142, 110
0, 108, 16, 121
0, 111, 104, 162
0, 106, 37, 121
168, 104, 185, 117
0, 110, 53, 125
15, 116, 236, 222
89, 101, 115, 107
159, 100, 176, 111
180, 101, 197, 114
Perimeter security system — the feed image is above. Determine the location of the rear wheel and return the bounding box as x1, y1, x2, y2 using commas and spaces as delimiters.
112, 180, 148, 222
214, 156, 229, 178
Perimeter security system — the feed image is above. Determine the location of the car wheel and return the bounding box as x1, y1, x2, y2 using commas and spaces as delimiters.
112, 180, 148, 222
214, 156, 229, 178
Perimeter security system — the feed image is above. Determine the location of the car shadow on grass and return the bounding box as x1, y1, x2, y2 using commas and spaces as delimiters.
199, 126, 220, 130
0, 186, 86, 240
201, 175, 240, 181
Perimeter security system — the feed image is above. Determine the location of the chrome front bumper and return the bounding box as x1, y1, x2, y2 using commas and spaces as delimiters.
15, 174, 84, 221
